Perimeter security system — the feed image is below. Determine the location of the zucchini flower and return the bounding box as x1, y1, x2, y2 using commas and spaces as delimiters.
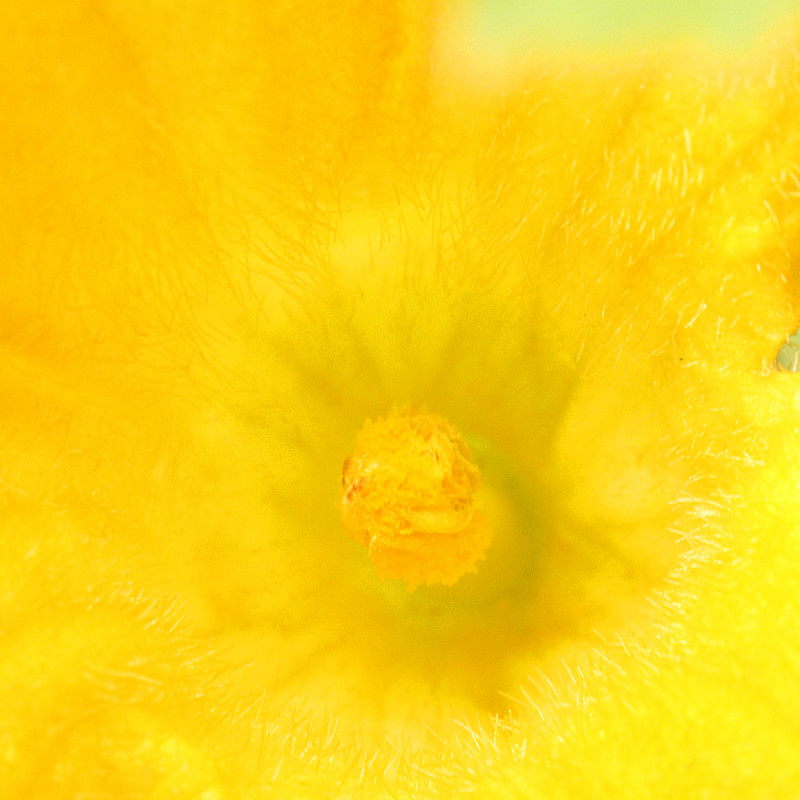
2, 1, 800, 797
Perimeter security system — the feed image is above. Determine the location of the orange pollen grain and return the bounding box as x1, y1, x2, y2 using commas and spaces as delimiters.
341, 407, 491, 590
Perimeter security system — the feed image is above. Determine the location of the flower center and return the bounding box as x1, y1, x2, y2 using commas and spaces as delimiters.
341, 407, 492, 590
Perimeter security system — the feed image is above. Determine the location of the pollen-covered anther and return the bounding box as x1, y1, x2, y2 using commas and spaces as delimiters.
341, 407, 491, 590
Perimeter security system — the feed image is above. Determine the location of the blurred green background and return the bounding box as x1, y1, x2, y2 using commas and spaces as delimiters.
471, 0, 798, 49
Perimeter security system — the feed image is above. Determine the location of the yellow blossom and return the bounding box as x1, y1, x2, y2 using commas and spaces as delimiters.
2, 1, 800, 798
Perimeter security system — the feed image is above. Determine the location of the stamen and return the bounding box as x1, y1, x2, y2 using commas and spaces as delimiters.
341, 407, 491, 590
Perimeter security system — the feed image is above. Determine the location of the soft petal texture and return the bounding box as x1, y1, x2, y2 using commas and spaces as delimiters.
2, 2, 800, 798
